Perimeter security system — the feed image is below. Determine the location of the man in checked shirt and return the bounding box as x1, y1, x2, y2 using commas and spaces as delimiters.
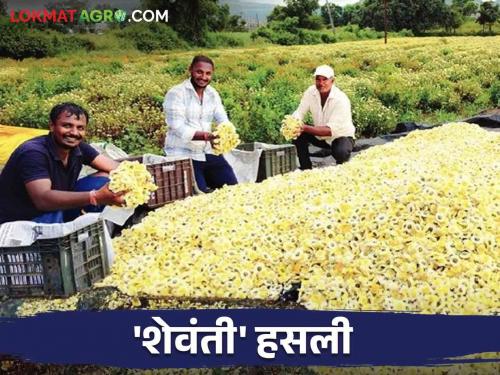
163, 55, 238, 193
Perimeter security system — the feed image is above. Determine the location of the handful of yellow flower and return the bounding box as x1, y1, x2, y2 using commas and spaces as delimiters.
280, 115, 302, 141
212, 121, 240, 155
109, 161, 157, 208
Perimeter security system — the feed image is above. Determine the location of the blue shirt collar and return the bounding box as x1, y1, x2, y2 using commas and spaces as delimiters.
47, 133, 83, 161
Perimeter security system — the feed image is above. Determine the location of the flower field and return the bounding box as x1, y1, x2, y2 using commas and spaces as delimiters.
0, 36, 498, 154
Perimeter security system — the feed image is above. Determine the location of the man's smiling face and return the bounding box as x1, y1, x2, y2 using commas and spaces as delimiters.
315, 75, 334, 95
50, 110, 87, 150
190, 61, 214, 90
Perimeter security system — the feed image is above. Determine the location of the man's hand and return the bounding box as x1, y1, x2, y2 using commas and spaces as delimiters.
95, 183, 126, 206
295, 124, 305, 138
195, 131, 218, 147
302, 124, 332, 137
208, 133, 219, 148
193, 131, 216, 142
203, 132, 217, 141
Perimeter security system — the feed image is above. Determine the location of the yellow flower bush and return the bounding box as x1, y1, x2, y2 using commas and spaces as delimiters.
101, 123, 499, 315
212, 121, 241, 155
280, 115, 302, 141
109, 161, 157, 208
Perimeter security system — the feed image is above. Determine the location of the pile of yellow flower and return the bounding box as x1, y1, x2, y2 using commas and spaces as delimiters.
16, 295, 79, 316
212, 121, 240, 155
280, 115, 302, 141
102, 123, 498, 315
109, 161, 157, 208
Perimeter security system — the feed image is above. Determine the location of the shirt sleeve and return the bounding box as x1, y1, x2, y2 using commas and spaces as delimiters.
213, 91, 229, 124
18, 149, 50, 184
292, 90, 311, 122
163, 89, 197, 141
325, 95, 353, 137
79, 142, 99, 165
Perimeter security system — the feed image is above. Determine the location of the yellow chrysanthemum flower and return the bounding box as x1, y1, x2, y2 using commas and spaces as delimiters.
109, 161, 158, 208
280, 115, 302, 141
212, 121, 241, 155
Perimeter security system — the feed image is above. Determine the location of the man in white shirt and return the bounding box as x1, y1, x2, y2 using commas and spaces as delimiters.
163, 55, 237, 192
292, 65, 355, 169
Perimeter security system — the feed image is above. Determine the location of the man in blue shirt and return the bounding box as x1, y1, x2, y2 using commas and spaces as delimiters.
163, 55, 237, 193
0, 102, 124, 224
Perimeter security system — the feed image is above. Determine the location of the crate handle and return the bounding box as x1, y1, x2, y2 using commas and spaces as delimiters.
276, 151, 285, 157
162, 165, 176, 172
183, 170, 189, 195
77, 232, 89, 243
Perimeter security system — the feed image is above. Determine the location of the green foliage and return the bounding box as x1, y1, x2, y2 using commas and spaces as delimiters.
359, 0, 447, 34
0, 83, 14, 107
0, 0, 6, 16
452, 0, 478, 17
203, 33, 244, 48
425, 18, 500, 36
141, 0, 244, 44
206, 3, 247, 32
226, 15, 247, 32
454, 79, 483, 104
117, 23, 187, 53
320, 3, 343, 27
490, 81, 500, 107
161, 61, 188, 76
51, 34, 96, 54
1, 95, 49, 128
0, 24, 53, 59
477, 1, 499, 33
342, 4, 363, 25
27, 75, 82, 99
351, 97, 397, 137
108, 124, 162, 155
252, 17, 336, 46
252, 17, 300, 45
267, 0, 322, 29
442, 6, 464, 33
0, 19, 95, 59
141, 0, 208, 44
303, 15, 324, 30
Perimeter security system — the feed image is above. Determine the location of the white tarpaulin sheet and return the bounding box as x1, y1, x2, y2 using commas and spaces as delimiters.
225, 148, 263, 183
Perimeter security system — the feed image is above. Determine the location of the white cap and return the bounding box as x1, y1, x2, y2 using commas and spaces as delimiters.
314, 65, 334, 79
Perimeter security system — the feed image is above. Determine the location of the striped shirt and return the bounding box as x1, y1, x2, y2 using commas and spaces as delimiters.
163, 79, 228, 161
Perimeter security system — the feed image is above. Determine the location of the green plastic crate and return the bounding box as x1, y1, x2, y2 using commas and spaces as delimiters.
0, 221, 108, 298
237, 142, 297, 182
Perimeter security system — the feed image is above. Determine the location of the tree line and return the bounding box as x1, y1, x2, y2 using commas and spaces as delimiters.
3, 0, 498, 40
269, 0, 499, 34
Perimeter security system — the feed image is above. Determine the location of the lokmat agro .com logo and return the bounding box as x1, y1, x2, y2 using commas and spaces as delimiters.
9, 9, 169, 23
